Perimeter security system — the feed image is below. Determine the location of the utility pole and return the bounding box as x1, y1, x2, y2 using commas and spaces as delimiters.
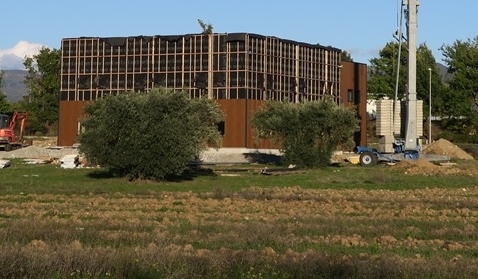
428, 67, 432, 143
404, 0, 420, 150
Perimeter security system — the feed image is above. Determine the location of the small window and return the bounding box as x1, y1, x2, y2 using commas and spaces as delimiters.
217, 121, 225, 136
347, 89, 354, 103
0, 115, 10, 129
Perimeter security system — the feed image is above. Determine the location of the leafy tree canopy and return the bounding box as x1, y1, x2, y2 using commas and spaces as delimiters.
251, 99, 358, 168
438, 36, 478, 137
79, 88, 224, 181
23, 47, 61, 135
368, 42, 439, 99
440, 36, 478, 114
367, 41, 445, 117
367, 36, 478, 142
341, 50, 353, 62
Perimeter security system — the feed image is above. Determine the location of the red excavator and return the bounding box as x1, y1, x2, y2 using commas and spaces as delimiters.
0, 111, 28, 151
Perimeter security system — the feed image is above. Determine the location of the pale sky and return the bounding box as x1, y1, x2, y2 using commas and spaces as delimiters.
0, 0, 476, 69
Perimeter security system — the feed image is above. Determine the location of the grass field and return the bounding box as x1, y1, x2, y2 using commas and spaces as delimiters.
1, 159, 478, 278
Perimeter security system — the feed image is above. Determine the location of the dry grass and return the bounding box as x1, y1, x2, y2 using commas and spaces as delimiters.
2, 242, 478, 279
3, 186, 478, 278
2, 158, 478, 278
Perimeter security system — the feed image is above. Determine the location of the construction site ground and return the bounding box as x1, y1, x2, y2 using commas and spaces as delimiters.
0, 137, 476, 176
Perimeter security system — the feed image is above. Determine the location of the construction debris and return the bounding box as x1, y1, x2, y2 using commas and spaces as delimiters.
260, 166, 306, 176
60, 155, 81, 169
0, 159, 10, 169
23, 158, 50, 164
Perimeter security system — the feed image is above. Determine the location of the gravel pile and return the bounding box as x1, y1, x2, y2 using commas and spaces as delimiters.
199, 152, 251, 164
0, 146, 279, 164
0, 146, 79, 160
198, 148, 283, 164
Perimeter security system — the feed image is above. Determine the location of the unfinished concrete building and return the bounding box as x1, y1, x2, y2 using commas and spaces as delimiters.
59, 33, 367, 148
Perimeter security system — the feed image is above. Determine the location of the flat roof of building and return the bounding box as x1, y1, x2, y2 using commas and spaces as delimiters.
62, 32, 342, 52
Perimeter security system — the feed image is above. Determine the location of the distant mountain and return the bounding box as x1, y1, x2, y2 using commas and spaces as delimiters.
1, 54, 27, 70
1, 70, 27, 102
436, 62, 452, 82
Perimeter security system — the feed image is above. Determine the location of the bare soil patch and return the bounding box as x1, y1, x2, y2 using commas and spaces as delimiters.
3, 187, 478, 277
392, 158, 464, 176
389, 139, 478, 176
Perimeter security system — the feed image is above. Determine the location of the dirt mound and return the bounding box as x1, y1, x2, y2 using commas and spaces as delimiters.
422, 139, 474, 160
393, 158, 462, 176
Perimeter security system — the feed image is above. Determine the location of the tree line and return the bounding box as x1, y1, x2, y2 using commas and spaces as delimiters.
367, 36, 478, 142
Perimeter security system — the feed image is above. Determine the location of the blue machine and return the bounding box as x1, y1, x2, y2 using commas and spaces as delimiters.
355, 144, 419, 166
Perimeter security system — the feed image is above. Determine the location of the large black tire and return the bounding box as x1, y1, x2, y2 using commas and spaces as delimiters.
359, 151, 378, 166
4, 143, 12, 152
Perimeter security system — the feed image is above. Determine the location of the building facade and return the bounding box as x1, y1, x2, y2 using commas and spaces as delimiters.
59, 33, 367, 148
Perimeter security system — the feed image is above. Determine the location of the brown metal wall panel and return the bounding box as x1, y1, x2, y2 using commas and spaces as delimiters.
58, 101, 89, 146
340, 61, 367, 147
214, 99, 247, 147
59, 100, 249, 148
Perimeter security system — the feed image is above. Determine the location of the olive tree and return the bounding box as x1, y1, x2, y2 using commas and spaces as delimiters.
79, 88, 223, 180
251, 99, 359, 168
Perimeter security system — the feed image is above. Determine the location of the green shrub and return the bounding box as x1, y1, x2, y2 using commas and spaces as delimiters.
437, 130, 478, 143
78, 88, 223, 180
251, 99, 359, 168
